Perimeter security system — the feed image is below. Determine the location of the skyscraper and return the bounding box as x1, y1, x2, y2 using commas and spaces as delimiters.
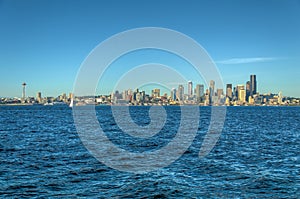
194, 84, 204, 102
246, 81, 251, 102
236, 84, 245, 101
170, 88, 177, 101
177, 85, 184, 101
209, 80, 215, 104
226, 84, 232, 99
152, 88, 160, 98
238, 88, 246, 103
199, 84, 204, 97
188, 81, 193, 97
125, 89, 132, 101
250, 75, 257, 96
217, 89, 223, 99
195, 84, 202, 102
209, 80, 215, 96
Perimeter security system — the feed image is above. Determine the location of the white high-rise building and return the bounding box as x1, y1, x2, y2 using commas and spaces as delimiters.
195, 84, 204, 102
177, 85, 184, 101
188, 81, 193, 97
238, 88, 246, 103
278, 91, 283, 104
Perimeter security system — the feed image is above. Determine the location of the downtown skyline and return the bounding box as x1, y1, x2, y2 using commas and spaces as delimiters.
0, 1, 300, 97
2, 73, 299, 106
2, 74, 299, 107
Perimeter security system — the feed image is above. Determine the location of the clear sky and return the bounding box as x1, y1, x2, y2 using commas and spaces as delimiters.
0, 0, 300, 97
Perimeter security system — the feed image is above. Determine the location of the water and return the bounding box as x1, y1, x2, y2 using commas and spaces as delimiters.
0, 106, 299, 198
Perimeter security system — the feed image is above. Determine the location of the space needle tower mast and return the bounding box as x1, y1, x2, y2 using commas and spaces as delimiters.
22, 82, 27, 103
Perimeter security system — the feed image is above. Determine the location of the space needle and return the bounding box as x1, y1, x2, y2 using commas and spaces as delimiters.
22, 82, 26, 103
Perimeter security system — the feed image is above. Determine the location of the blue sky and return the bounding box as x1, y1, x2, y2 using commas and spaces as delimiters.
0, 0, 300, 97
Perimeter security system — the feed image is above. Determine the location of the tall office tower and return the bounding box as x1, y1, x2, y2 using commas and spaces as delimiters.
199, 84, 204, 97
37, 92, 42, 103
126, 89, 133, 101
188, 81, 193, 97
195, 84, 202, 102
233, 87, 237, 98
177, 85, 184, 101
209, 80, 215, 96
226, 84, 233, 99
238, 88, 246, 103
152, 88, 160, 98
170, 88, 177, 101
217, 89, 223, 99
132, 89, 139, 101
141, 91, 145, 102
250, 75, 257, 96
22, 82, 26, 103
236, 85, 244, 96
136, 92, 141, 102
209, 80, 215, 104
114, 90, 122, 99
246, 81, 251, 101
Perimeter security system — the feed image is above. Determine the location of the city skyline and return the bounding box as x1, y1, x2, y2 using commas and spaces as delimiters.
2, 73, 299, 106
0, 73, 296, 99
1, 68, 298, 100
1, 1, 300, 97
0, 74, 292, 99
1, 73, 299, 106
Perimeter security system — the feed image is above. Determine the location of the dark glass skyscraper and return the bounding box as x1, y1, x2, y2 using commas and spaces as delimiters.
250, 75, 257, 96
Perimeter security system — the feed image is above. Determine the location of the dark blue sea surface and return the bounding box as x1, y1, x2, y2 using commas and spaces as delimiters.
0, 106, 299, 198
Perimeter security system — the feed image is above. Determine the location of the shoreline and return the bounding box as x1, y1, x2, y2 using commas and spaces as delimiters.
0, 103, 299, 107
0, 103, 34, 106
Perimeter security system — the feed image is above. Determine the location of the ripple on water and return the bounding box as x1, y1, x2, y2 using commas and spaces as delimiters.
0, 106, 299, 197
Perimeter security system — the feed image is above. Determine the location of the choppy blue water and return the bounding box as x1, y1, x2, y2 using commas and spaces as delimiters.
0, 106, 299, 198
